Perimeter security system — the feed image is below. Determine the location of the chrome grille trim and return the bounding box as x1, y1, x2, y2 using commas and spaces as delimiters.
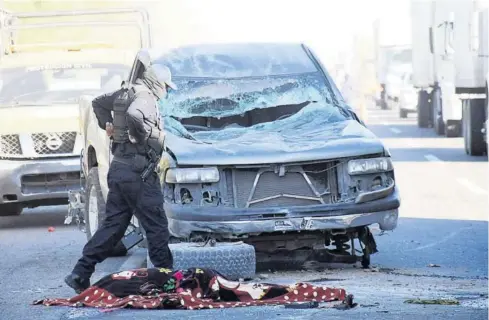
0, 134, 22, 156
31, 132, 77, 155
0, 132, 79, 158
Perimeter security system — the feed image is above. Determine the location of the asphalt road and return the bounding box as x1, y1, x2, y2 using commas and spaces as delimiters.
0, 105, 487, 320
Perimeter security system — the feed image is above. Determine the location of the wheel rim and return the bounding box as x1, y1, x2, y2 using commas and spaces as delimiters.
88, 185, 99, 235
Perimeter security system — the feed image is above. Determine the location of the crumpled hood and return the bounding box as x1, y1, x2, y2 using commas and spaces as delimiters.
0, 104, 79, 134
165, 119, 386, 165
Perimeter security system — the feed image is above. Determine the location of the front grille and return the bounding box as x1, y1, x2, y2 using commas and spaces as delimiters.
0, 134, 22, 156
230, 162, 338, 208
21, 171, 81, 194
31, 132, 76, 155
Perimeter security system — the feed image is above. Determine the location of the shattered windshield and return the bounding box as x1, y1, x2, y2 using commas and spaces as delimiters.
154, 44, 352, 141
0, 63, 129, 106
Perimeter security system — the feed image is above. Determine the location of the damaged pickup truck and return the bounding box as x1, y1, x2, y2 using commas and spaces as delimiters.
69, 43, 400, 279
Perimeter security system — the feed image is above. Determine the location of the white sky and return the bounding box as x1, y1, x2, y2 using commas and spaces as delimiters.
151, 0, 412, 63
2, 0, 413, 66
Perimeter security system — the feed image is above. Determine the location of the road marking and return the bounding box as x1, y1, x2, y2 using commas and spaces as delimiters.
406, 227, 472, 251
456, 178, 488, 195
389, 127, 402, 134
424, 154, 442, 162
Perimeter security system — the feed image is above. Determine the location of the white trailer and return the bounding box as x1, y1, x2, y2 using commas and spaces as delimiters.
412, 0, 472, 136
453, 0, 488, 156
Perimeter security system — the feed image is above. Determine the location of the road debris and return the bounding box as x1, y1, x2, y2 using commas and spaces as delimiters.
428, 264, 441, 268
47, 227, 55, 232
364, 266, 380, 272
404, 298, 460, 305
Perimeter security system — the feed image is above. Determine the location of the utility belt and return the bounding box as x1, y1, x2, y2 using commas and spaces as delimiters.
112, 149, 160, 182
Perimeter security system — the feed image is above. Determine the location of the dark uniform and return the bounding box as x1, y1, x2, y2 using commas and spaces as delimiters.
65, 65, 177, 294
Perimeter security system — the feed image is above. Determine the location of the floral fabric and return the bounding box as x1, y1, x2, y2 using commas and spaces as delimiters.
34, 267, 347, 310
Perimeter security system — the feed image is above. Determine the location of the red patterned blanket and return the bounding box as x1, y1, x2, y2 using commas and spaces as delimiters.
34, 267, 351, 310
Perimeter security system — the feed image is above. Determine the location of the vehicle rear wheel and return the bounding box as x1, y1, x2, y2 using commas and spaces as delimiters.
399, 108, 408, 119
84, 167, 127, 256
463, 99, 486, 156
0, 203, 23, 216
445, 120, 461, 138
417, 90, 431, 128
148, 242, 256, 281
432, 88, 445, 135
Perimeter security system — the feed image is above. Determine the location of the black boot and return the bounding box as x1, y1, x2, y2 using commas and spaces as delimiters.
64, 273, 90, 294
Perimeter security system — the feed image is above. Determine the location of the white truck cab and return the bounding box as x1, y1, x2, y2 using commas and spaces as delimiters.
453, 0, 489, 155
412, 0, 471, 137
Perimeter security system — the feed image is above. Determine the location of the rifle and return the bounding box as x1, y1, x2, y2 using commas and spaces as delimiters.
141, 148, 160, 181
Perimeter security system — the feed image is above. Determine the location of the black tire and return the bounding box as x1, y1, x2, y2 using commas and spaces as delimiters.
445, 120, 461, 138
0, 203, 22, 216
463, 99, 486, 156
399, 108, 408, 119
147, 242, 256, 280
432, 88, 445, 135
84, 167, 127, 257
417, 90, 431, 128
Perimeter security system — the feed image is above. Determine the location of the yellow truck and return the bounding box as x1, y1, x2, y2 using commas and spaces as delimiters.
0, 8, 150, 216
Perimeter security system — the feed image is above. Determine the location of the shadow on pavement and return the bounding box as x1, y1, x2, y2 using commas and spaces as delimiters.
0, 205, 67, 229
388, 147, 488, 162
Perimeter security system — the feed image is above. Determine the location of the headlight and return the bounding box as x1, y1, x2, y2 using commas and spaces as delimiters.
165, 167, 220, 184
347, 157, 393, 175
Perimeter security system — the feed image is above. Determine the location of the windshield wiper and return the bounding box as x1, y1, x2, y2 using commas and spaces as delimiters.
182, 124, 212, 131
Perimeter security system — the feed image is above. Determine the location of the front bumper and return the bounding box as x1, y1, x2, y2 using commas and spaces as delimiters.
166, 186, 400, 238
0, 157, 81, 205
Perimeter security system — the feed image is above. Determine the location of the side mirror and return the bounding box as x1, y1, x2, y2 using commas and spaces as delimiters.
429, 27, 434, 54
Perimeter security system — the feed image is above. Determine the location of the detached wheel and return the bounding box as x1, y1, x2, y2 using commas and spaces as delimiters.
417, 90, 431, 128
84, 167, 127, 256
0, 203, 22, 216
148, 242, 256, 280
463, 99, 486, 156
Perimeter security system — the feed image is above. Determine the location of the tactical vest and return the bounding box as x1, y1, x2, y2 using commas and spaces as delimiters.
111, 85, 165, 154
112, 85, 154, 144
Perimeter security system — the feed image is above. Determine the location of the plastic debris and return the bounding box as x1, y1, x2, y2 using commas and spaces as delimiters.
404, 299, 459, 305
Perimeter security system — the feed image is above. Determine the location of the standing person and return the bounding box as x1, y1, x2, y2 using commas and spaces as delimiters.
64, 64, 177, 294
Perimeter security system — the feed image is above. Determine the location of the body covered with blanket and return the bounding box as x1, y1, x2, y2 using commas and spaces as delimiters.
35, 267, 350, 310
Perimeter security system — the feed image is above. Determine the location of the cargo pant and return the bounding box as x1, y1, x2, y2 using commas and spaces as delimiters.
73, 160, 173, 279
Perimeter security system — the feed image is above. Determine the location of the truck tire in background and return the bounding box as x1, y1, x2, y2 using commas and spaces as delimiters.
399, 107, 408, 118
0, 203, 22, 216
445, 120, 462, 138
463, 99, 486, 156
84, 167, 127, 256
380, 84, 389, 110
431, 87, 445, 135
417, 90, 431, 128
147, 242, 256, 280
